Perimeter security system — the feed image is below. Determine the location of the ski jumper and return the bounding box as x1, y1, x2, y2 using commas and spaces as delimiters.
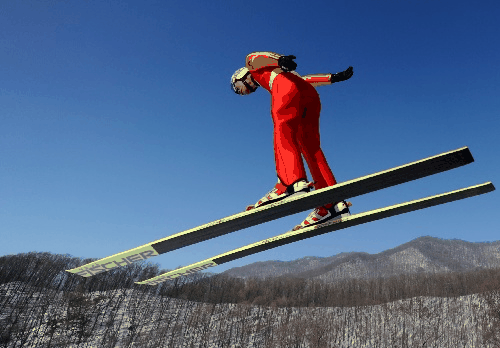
246, 52, 337, 191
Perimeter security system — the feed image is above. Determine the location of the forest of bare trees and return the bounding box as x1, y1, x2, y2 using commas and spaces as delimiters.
1, 251, 499, 347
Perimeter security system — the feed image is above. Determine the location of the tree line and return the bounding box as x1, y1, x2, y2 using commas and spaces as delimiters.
3, 251, 499, 308
165, 267, 500, 308
0, 251, 499, 347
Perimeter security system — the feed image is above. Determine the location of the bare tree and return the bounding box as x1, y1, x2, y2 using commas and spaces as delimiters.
480, 289, 500, 346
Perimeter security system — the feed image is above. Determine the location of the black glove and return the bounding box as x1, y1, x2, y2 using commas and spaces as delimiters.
278, 55, 297, 72
330, 66, 353, 83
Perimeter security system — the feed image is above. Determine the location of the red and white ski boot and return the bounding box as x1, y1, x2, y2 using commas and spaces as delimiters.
292, 201, 352, 231
246, 179, 314, 211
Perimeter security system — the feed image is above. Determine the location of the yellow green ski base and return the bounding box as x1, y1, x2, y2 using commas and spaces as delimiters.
67, 146, 473, 278
136, 182, 494, 286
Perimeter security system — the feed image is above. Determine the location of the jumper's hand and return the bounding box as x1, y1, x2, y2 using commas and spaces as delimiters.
331, 66, 353, 83
278, 55, 297, 72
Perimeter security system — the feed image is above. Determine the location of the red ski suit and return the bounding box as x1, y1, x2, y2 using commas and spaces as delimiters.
247, 53, 337, 190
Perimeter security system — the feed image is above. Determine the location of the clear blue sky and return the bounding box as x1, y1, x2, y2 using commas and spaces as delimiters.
1, 0, 499, 274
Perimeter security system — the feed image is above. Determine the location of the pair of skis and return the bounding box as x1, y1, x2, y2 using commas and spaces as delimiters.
66, 147, 495, 285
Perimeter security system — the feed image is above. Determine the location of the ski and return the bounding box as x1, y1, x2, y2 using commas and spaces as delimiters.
136, 182, 494, 285
67, 146, 473, 278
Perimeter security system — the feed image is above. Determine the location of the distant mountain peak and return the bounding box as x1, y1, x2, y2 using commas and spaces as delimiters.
221, 236, 500, 282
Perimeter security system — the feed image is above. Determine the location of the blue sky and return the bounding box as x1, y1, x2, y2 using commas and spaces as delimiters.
1, 0, 499, 274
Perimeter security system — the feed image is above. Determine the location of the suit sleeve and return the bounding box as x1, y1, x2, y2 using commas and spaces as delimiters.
301, 74, 332, 87
246, 52, 281, 71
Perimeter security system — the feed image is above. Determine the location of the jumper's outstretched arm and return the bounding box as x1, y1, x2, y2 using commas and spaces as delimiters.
301, 74, 333, 87
246, 52, 353, 87
303, 67, 354, 87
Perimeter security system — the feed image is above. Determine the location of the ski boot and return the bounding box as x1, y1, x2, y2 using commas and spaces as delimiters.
292, 201, 352, 231
246, 179, 314, 211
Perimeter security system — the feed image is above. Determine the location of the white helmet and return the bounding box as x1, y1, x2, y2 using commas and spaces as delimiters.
230, 67, 259, 95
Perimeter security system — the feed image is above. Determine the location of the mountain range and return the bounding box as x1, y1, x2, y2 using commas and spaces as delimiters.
221, 236, 500, 282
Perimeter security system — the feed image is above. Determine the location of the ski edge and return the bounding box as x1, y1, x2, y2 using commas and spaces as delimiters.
135, 181, 494, 286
